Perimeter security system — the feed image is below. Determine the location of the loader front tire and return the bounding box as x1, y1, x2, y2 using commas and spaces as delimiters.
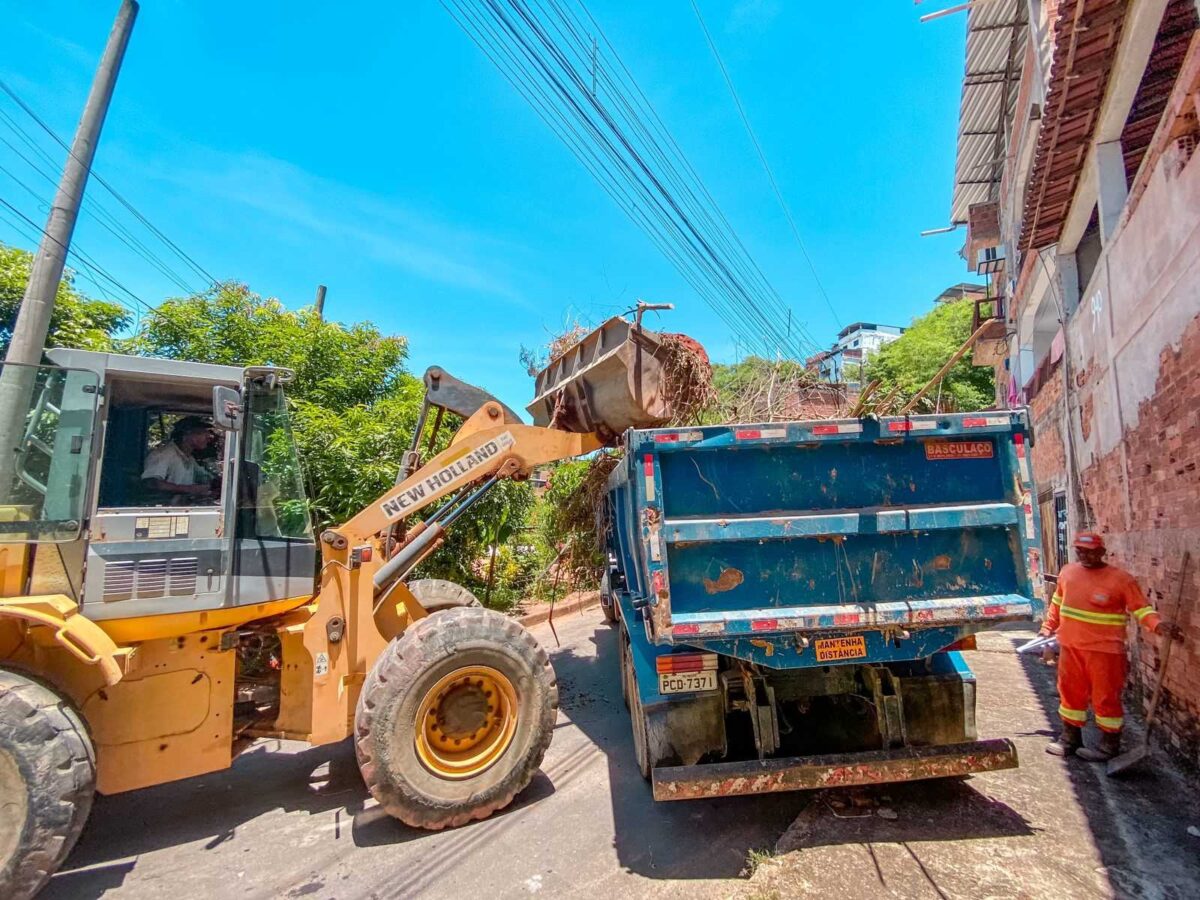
355, 607, 557, 830
406, 578, 482, 614
0, 670, 95, 900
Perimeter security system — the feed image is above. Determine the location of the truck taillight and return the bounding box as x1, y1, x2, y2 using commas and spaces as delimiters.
945, 635, 977, 651
656, 652, 718, 674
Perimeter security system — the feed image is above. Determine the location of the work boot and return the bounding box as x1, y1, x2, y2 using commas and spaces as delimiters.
1046, 724, 1083, 757
1077, 730, 1122, 762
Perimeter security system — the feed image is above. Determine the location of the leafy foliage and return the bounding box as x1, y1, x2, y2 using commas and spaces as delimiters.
864, 299, 994, 412
121, 283, 408, 408
705, 355, 820, 422
0, 242, 130, 356
126, 283, 536, 607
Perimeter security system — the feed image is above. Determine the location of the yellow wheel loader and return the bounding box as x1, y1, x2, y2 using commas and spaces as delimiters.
0, 349, 599, 899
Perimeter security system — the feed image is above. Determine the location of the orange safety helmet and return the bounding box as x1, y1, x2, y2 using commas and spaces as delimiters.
1073, 531, 1106, 551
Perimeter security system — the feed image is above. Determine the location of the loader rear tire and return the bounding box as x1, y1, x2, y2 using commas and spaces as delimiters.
0, 670, 95, 900
406, 578, 481, 614
355, 607, 557, 830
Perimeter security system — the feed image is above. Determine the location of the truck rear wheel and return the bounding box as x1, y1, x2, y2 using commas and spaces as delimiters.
355, 607, 557, 829
621, 637, 651, 780
599, 572, 618, 625
618, 625, 632, 710
1, 670, 95, 900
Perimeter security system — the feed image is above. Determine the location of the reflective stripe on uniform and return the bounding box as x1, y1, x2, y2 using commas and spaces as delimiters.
1095, 714, 1124, 730
1051, 593, 1063, 606
1059, 606, 1126, 626
1059, 705, 1087, 724
1132, 606, 1155, 622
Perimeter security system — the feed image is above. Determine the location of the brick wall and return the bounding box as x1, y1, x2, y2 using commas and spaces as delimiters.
1079, 315, 1200, 762
1028, 368, 1067, 492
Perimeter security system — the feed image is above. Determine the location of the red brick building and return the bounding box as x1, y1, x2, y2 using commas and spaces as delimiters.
947, 0, 1200, 763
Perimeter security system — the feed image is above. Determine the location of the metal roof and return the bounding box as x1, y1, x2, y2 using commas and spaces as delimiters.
950, 0, 1029, 224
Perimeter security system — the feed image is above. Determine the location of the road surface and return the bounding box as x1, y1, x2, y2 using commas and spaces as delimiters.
46, 606, 802, 899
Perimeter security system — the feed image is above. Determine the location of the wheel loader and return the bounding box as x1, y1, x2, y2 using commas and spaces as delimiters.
0, 348, 600, 899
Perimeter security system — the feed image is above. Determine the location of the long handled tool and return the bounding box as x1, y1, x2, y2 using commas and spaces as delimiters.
1108, 551, 1191, 776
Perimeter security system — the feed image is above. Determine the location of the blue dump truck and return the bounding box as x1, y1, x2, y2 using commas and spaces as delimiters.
602, 411, 1044, 800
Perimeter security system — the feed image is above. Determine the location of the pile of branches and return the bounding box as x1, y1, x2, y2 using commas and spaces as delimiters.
708, 357, 848, 423
657, 333, 716, 426
520, 322, 590, 377
554, 452, 620, 539
540, 451, 621, 590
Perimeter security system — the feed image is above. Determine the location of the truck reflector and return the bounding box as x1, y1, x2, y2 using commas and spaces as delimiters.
653, 431, 703, 444
643, 453, 656, 501
750, 618, 778, 632
735, 427, 787, 440
963, 416, 1011, 427
1014, 433, 1031, 483
888, 420, 938, 432
672, 622, 700, 636
656, 652, 718, 674
811, 423, 863, 435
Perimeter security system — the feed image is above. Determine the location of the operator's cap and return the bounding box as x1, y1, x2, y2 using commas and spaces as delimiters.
1073, 532, 1106, 551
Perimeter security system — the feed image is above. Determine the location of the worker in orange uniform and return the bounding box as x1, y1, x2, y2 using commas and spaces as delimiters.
1041, 532, 1179, 760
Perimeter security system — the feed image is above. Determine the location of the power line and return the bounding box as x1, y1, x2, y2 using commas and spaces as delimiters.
0, 192, 157, 316
443, 0, 760, 351
689, 0, 841, 330
0, 104, 203, 294
443, 0, 818, 360
0, 77, 219, 288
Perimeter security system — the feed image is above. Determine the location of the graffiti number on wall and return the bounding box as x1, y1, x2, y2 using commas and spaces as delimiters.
1090, 289, 1104, 332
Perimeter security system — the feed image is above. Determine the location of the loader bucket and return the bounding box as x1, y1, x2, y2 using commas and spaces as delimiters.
527, 316, 698, 440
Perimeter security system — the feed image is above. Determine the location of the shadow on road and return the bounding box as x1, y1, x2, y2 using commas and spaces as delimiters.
547, 618, 1057, 890
46, 727, 560, 898
1012, 635, 1200, 897
544, 621, 805, 881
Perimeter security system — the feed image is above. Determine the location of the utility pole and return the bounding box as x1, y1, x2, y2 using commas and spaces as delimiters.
0, 0, 138, 490
314, 284, 327, 321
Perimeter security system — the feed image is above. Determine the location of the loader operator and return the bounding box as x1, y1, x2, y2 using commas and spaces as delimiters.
141, 415, 219, 505
1041, 532, 1179, 761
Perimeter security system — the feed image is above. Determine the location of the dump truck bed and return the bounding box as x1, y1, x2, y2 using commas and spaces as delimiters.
607, 411, 1043, 669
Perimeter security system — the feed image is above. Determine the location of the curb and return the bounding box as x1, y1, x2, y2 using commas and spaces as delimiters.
517, 592, 601, 628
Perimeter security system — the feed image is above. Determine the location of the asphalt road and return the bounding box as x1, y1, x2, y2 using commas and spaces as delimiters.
46, 606, 803, 899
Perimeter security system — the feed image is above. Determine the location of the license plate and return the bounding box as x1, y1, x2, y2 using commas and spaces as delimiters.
814, 635, 868, 662
659, 671, 717, 694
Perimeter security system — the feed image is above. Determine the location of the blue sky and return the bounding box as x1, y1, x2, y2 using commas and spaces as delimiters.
0, 0, 978, 413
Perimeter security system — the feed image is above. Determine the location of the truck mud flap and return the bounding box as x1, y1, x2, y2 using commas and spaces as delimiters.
651, 738, 1017, 801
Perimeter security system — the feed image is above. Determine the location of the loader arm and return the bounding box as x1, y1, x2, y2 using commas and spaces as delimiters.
334, 397, 603, 546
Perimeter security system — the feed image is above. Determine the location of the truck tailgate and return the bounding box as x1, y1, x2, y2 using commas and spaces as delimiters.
608, 413, 1043, 657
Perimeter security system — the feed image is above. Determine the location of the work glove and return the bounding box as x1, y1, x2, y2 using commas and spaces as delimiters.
1155, 621, 1183, 640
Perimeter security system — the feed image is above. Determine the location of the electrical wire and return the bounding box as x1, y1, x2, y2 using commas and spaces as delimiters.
689, 0, 842, 330
442, 0, 819, 359
0, 106, 203, 294
0, 192, 158, 317
0, 77, 218, 288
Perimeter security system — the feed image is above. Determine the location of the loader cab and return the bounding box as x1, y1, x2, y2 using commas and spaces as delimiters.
0, 350, 316, 618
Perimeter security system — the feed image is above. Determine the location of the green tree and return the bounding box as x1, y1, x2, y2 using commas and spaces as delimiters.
121, 283, 408, 408
864, 299, 994, 412
705, 355, 816, 422
0, 242, 131, 356
126, 282, 534, 608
